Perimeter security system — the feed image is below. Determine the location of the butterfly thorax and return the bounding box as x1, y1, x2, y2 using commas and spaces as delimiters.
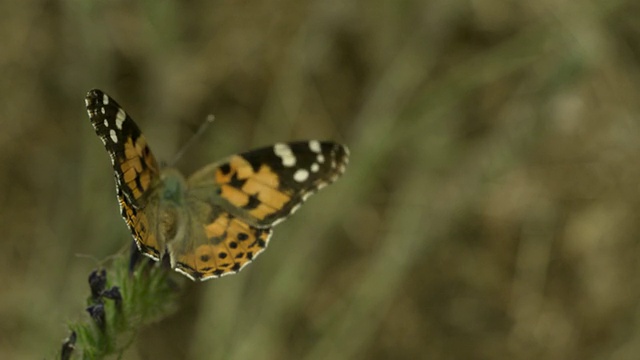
160, 168, 187, 205
156, 168, 189, 250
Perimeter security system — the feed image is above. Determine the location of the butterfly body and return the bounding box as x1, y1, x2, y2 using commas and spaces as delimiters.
86, 89, 349, 281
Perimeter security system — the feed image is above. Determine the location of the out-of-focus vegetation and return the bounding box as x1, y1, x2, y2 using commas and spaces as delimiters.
2, 0, 640, 359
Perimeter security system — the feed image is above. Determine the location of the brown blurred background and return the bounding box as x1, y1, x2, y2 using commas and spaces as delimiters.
2, 0, 640, 359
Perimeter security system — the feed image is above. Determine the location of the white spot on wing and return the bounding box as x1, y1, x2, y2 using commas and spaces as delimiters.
274, 143, 297, 167
310, 163, 320, 172
116, 108, 126, 129
273, 143, 290, 156
109, 129, 118, 143
317, 154, 325, 164
309, 140, 321, 153
102, 94, 109, 105
294, 169, 309, 182
103, 119, 108, 127
101, 107, 106, 115
282, 154, 296, 167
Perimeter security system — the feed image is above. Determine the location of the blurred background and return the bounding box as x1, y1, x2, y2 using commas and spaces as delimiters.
2, 0, 640, 359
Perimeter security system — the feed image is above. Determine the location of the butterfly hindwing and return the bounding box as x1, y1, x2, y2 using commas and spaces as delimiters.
169, 210, 273, 280
117, 187, 163, 260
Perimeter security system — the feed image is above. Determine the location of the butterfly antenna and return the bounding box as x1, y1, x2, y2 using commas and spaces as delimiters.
171, 114, 215, 166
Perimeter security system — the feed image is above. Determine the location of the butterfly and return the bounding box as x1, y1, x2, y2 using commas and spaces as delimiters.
85, 89, 349, 281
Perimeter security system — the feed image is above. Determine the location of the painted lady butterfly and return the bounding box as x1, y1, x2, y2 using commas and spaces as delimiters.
86, 89, 349, 281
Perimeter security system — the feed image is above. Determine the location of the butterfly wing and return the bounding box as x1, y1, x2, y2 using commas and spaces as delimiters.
188, 141, 349, 227
168, 209, 273, 281
171, 141, 349, 280
86, 89, 164, 260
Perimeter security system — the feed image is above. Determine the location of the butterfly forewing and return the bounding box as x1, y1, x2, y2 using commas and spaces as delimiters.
86, 89, 164, 260
85, 89, 160, 208
187, 141, 349, 228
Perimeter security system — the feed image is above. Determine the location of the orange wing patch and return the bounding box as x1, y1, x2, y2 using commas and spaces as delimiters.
219, 184, 250, 208
120, 136, 155, 201
204, 213, 231, 239
215, 155, 291, 221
